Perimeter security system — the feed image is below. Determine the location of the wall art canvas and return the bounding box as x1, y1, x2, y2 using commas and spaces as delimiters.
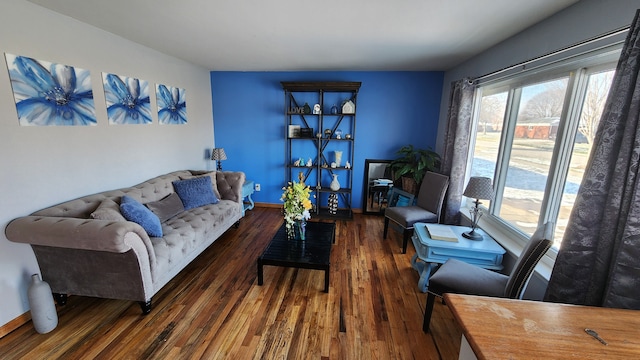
4, 53, 96, 126
156, 84, 187, 125
102, 73, 151, 125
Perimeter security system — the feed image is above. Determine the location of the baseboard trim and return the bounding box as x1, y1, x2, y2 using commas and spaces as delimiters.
254, 202, 280, 209
0, 312, 30, 338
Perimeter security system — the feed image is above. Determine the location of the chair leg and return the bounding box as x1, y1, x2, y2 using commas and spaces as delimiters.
402, 229, 410, 254
423, 292, 437, 333
383, 217, 389, 239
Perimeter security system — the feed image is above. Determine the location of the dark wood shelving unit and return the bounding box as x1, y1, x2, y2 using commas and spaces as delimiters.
282, 81, 361, 220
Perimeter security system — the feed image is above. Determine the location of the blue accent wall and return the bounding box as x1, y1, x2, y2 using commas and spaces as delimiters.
210, 71, 444, 210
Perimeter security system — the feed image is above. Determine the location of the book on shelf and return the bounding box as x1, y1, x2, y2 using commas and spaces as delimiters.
373, 178, 393, 185
425, 224, 458, 242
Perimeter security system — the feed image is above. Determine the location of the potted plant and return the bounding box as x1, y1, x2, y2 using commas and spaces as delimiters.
389, 145, 441, 194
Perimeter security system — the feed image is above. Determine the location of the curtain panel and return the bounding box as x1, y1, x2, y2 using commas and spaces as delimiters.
441, 78, 476, 225
545, 10, 640, 309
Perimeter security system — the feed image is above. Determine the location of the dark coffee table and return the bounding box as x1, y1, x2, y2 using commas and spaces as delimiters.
257, 221, 335, 292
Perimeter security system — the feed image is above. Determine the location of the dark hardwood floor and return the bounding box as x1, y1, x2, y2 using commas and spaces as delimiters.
0, 207, 461, 359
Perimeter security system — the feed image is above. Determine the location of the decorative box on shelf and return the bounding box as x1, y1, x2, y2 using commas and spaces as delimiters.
299, 128, 314, 138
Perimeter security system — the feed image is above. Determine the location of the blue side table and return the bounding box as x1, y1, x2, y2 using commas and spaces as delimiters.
411, 223, 505, 292
242, 180, 255, 216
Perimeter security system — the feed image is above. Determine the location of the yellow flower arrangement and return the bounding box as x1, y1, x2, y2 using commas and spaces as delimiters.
281, 172, 313, 238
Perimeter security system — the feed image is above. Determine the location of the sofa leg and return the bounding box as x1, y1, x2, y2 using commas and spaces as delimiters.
234, 221, 240, 228
52, 293, 67, 306
139, 300, 152, 315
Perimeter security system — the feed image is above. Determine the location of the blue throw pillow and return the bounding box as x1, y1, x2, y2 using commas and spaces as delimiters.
172, 176, 219, 210
120, 195, 163, 237
396, 195, 411, 207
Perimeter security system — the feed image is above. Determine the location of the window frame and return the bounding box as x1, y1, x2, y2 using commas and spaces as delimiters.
464, 44, 622, 269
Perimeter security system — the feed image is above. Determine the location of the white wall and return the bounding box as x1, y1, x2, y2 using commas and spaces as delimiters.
436, 0, 640, 299
0, 0, 215, 328
437, 0, 640, 142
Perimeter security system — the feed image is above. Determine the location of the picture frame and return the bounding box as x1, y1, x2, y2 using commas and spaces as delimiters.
299, 128, 314, 138
288, 124, 300, 138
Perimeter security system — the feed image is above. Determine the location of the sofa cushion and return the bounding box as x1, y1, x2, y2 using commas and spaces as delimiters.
120, 195, 163, 237
173, 176, 219, 210
145, 193, 184, 222
90, 198, 126, 221
180, 172, 221, 200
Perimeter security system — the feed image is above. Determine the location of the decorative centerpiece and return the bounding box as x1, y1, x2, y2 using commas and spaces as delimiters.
330, 174, 341, 191
334, 150, 343, 167
328, 193, 338, 215
342, 99, 355, 114
281, 172, 313, 240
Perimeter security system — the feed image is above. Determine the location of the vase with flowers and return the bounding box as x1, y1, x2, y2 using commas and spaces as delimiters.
281, 172, 313, 240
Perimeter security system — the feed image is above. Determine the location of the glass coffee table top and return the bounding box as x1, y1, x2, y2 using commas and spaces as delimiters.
257, 221, 335, 292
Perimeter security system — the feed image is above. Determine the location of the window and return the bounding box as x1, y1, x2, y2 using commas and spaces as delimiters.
468, 53, 618, 251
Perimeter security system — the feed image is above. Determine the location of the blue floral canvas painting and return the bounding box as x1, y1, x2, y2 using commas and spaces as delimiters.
156, 84, 187, 125
102, 73, 151, 125
4, 54, 96, 126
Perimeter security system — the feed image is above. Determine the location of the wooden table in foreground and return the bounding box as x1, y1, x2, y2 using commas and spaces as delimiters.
445, 293, 640, 360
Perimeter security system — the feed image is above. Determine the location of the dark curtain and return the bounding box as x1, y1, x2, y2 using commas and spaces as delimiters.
441, 78, 476, 225
545, 10, 640, 309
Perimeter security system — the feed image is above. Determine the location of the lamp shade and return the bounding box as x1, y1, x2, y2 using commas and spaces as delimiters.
463, 176, 494, 200
210, 148, 227, 161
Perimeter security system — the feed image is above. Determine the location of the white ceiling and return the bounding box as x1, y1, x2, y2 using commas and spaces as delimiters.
28, 0, 580, 71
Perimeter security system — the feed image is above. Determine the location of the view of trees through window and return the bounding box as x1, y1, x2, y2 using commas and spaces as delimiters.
470, 68, 615, 250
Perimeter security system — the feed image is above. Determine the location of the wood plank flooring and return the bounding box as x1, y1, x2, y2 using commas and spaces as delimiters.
0, 207, 461, 359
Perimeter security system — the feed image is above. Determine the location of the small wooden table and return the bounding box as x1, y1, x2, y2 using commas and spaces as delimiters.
369, 180, 392, 208
411, 223, 505, 292
257, 222, 335, 292
445, 293, 640, 359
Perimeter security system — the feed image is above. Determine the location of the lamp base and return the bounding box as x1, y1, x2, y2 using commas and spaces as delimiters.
462, 229, 484, 241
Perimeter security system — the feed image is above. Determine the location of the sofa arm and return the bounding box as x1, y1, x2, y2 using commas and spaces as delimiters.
217, 171, 246, 203
5, 216, 154, 255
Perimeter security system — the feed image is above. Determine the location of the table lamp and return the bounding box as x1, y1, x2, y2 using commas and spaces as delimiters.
211, 148, 227, 171
462, 176, 495, 240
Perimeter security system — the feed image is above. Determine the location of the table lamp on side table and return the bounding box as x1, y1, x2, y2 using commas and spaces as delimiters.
462, 176, 495, 240
211, 148, 227, 171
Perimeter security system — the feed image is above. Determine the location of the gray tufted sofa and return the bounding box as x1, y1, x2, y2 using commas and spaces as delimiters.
5, 170, 245, 313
